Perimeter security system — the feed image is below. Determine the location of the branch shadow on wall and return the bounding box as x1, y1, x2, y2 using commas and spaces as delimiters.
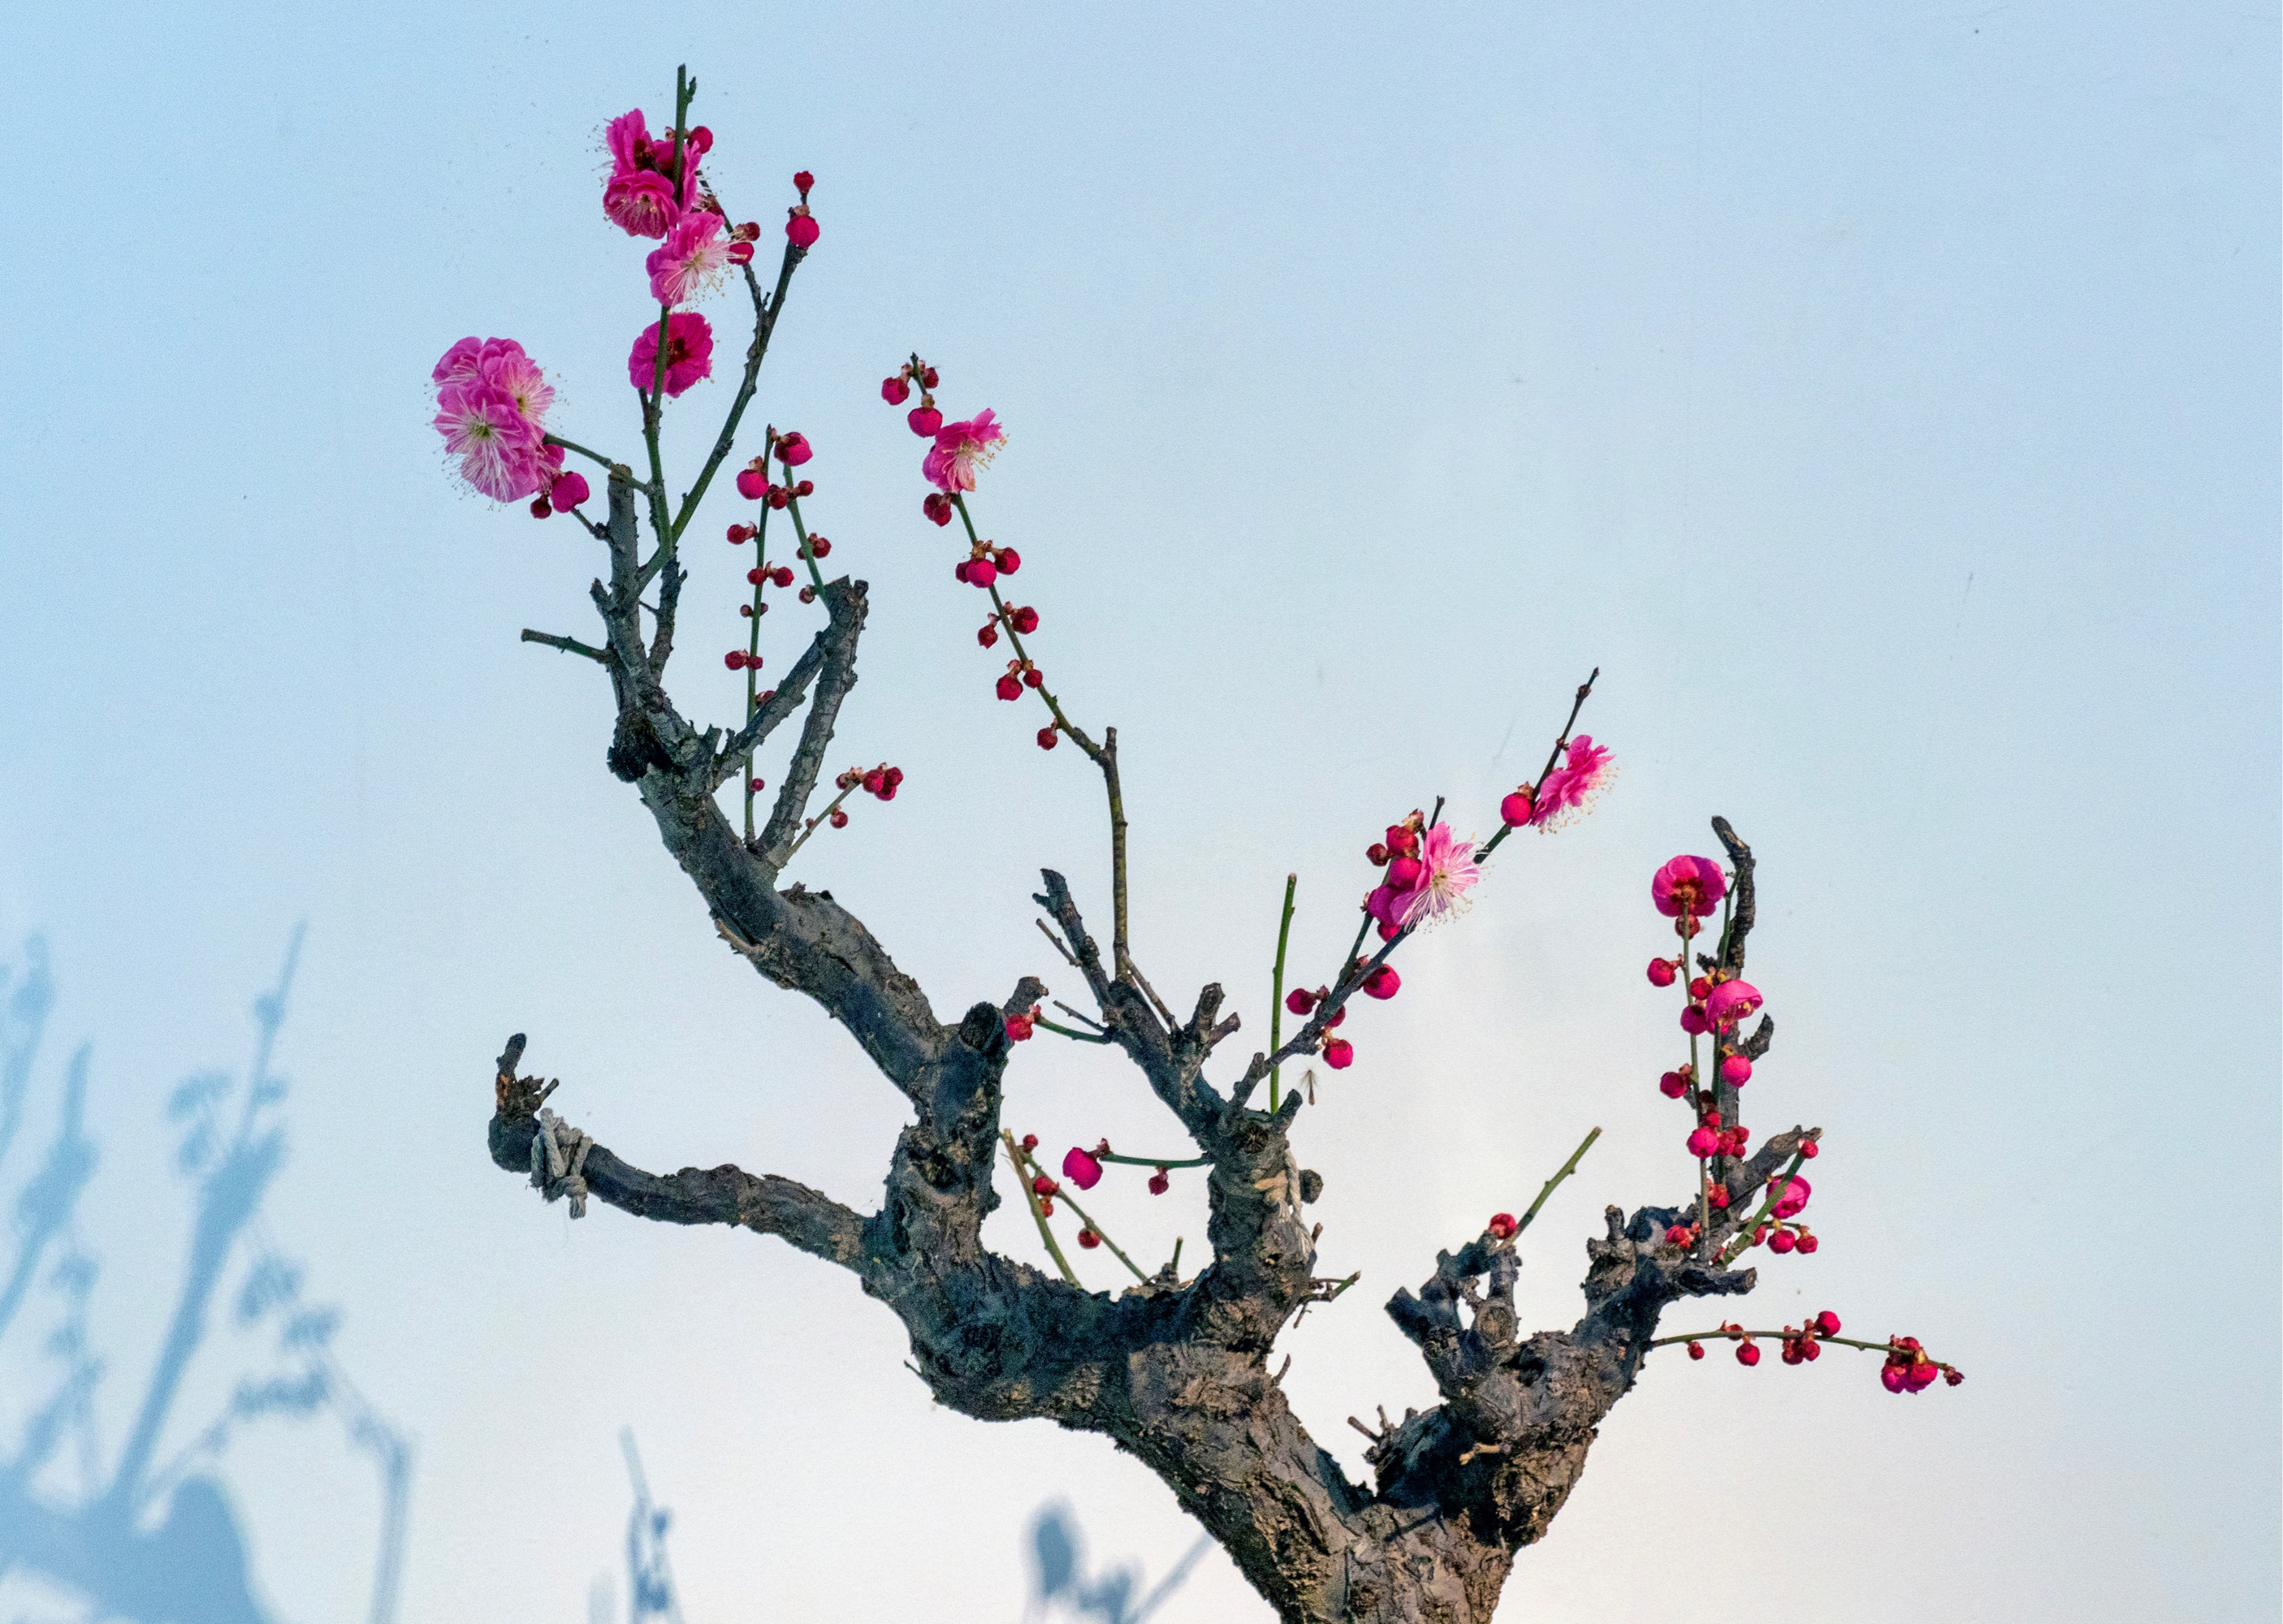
0, 931, 409, 1624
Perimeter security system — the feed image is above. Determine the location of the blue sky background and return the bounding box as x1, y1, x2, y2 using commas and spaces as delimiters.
2, 2, 2276, 1620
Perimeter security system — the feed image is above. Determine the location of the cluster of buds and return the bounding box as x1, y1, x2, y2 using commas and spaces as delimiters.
1364, 815, 1423, 872
1664, 1220, 1703, 1249
1684, 1109, 1750, 1161
785, 171, 819, 249
1781, 1311, 1844, 1363
995, 658, 1043, 702
1677, 971, 1762, 1044
881, 356, 941, 427
1881, 1336, 1963, 1393
723, 215, 760, 266
837, 762, 904, 802
955, 542, 1023, 588
976, 605, 1040, 647
1282, 985, 1354, 1069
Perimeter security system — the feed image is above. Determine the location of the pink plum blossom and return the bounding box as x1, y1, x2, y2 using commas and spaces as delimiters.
1394, 823, 1480, 931
922, 408, 1006, 493
1061, 1147, 1102, 1190
434, 381, 543, 502
550, 470, 590, 509
628, 311, 715, 397
1705, 979, 1762, 1029
1529, 735, 1615, 829
603, 109, 703, 238
1773, 1176, 1811, 1220
1719, 1055, 1752, 1086
1652, 854, 1728, 919
646, 210, 730, 305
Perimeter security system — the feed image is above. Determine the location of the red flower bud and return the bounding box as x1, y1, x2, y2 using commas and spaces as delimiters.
1486, 1212, 1518, 1241
1036, 726, 1058, 749
1010, 605, 1039, 633
530, 496, 551, 518
1147, 1169, 1170, 1195
827, 807, 848, 828
1077, 1229, 1100, 1249
793, 480, 813, 497
996, 674, 1023, 701
770, 566, 794, 587
1658, 1070, 1688, 1099
1285, 987, 1318, 1016
808, 536, 831, 558
748, 776, 764, 792
726, 241, 755, 265
1687, 1340, 1706, 1359
978, 624, 1000, 648
1815, 1310, 1841, 1336
1769, 1229, 1797, 1254
1038, 1197, 1053, 1216
966, 559, 997, 588
995, 547, 1021, 574
923, 492, 953, 526
1366, 843, 1390, 866
1647, 958, 1676, 988
736, 467, 768, 500
1796, 1233, 1819, 1254
881, 375, 911, 404
724, 650, 747, 670
1023, 667, 1043, 689
798, 586, 817, 603
1736, 1341, 1761, 1367
1799, 1139, 1819, 1158
1031, 1174, 1057, 1196
1020, 1134, 1039, 1150
1062, 1147, 1103, 1190
909, 406, 944, 438
1322, 1037, 1354, 1069
786, 213, 819, 248
1499, 788, 1534, 827
1680, 1005, 1710, 1035
793, 170, 814, 197
1688, 977, 1711, 1000
1362, 965, 1400, 1000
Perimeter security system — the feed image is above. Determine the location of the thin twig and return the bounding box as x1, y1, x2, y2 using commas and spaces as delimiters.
1518, 1126, 1601, 1233
520, 629, 608, 663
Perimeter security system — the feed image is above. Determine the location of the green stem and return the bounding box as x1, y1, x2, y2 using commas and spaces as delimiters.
782, 477, 827, 591
742, 503, 771, 841
1647, 1330, 1948, 1363
1718, 1147, 1809, 1264
1517, 1125, 1601, 1232
543, 435, 625, 473
1477, 667, 1598, 869
1003, 1131, 1079, 1285
782, 780, 857, 861
1096, 1152, 1210, 1169
1034, 1017, 1113, 1044
1268, 874, 1298, 1114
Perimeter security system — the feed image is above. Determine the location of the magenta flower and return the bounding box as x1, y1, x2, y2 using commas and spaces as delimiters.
1705, 980, 1762, 1030
1061, 1147, 1103, 1190
628, 312, 715, 397
646, 210, 729, 305
1773, 1177, 1811, 1220
550, 469, 590, 510
603, 108, 702, 238
1529, 735, 1615, 829
1394, 823, 1480, 931
434, 381, 543, 502
1652, 855, 1728, 919
922, 408, 1006, 494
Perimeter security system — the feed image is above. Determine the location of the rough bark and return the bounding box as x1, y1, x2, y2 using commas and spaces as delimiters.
481, 454, 1810, 1622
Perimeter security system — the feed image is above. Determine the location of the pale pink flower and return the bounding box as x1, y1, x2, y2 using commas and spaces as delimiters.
646, 210, 730, 304
1530, 734, 1615, 829
434, 380, 543, 502
1652, 854, 1727, 919
1394, 823, 1480, 930
922, 408, 1006, 493
628, 311, 715, 397
478, 346, 554, 425
430, 335, 529, 389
